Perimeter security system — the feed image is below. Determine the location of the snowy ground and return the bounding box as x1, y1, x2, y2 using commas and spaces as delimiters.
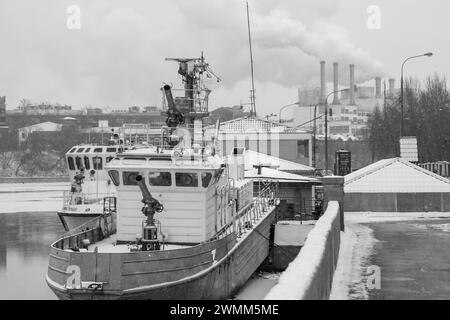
0, 182, 67, 214
330, 211, 450, 300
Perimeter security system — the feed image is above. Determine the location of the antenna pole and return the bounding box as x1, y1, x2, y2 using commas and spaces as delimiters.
246, 1, 256, 117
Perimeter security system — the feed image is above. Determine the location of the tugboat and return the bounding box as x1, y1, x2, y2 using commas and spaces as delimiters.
46, 55, 280, 299
57, 133, 127, 231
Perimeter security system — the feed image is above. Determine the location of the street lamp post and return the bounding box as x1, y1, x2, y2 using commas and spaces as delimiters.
400, 52, 433, 137
278, 102, 299, 123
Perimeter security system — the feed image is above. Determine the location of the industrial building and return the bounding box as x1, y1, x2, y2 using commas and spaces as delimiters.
293, 61, 398, 139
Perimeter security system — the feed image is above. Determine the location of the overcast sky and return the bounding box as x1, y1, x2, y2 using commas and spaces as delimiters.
0, 0, 447, 117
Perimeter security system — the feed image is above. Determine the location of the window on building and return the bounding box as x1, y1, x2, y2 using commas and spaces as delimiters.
76, 148, 85, 153
106, 156, 114, 163
69, 148, 77, 153
245, 137, 250, 150
297, 140, 309, 158
93, 156, 103, 170
67, 157, 75, 170
106, 147, 117, 153
123, 171, 140, 185
94, 148, 103, 153
84, 156, 90, 170
175, 172, 198, 187
108, 170, 120, 186
85, 148, 91, 153
267, 139, 272, 156
201, 172, 213, 188
148, 172, 172, 186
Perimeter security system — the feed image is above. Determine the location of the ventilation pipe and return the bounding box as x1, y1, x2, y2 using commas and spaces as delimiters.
375, 77, 382, 98
349, 64, 356, 105
333, 62, 340, 105
320, 61, 326, 104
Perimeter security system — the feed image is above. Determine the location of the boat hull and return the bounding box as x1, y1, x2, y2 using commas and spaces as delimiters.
47, 205, 278, 300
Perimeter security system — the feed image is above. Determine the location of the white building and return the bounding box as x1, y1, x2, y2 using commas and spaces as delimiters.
17, 121, 62, 143
205, 117, 313, 167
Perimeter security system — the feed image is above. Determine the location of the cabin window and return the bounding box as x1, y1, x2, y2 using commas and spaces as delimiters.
85, 148, 91, 152
201, 172, 213, 188
123, 171, 140, 185
67, 157, 75, 170
149, 172, 172, 187
94, 148, 103, 153
69, 148, 77, 153
75, 156, 83, 170
93, 156, 103, 170
106, 147, 117, 153
76, 148, 85, 153
84, 156, 90, 170
108, 170, 120, 186
106, 156, 114, 163
175, 172, 198, 187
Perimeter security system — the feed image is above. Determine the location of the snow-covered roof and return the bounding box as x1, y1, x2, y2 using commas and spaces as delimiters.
345, 158, 450, 193
207, 117, 308, 133
245, 167, 319, 183
244, 150, 315, 172
18, 121, 62, 131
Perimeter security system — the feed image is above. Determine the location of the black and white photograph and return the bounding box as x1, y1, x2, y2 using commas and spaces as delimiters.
0, 0, 450, 309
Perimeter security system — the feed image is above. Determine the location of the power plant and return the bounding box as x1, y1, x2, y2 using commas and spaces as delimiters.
294, 61, 398, 139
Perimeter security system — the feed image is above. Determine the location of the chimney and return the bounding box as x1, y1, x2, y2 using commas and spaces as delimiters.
349, 64, 355, 105
332, 62, 340, 105
375, 77, 382, 98
320, 61, 326, 104
389, 78, 395, 96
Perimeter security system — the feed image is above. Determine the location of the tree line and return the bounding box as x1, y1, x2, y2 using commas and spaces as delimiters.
368, 74, 450, 162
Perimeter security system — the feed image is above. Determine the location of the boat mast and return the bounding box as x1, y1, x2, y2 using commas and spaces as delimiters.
246, 1, 256, 118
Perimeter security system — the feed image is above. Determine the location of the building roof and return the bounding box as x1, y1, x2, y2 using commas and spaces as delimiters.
245, 167, 319, 183
207, 117, 308, 133
345, 158, 450, 193
18, 121, 62, 131
244, 149, 315, 172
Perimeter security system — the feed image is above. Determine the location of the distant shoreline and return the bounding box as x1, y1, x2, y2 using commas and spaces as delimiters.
0, 176, 70, 183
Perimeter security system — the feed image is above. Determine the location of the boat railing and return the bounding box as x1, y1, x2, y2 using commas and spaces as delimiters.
214, 180, 280, 240
61, 190, 117, 210
53, 212, 116, 251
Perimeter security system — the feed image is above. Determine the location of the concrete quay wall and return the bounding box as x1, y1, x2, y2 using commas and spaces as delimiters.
264, 201, 341, 300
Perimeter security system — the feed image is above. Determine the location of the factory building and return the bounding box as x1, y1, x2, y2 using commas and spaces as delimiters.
293, 62, 397, 139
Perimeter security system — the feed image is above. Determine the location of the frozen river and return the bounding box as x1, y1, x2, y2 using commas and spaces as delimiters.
0, 182, 67, 299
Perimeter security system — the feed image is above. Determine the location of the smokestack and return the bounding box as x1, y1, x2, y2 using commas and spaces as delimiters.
389, 78, 395, 96
332, 62, 340, 105
375, 77, 382, 98
320, 61, 326, 104
349, 64, 355, 105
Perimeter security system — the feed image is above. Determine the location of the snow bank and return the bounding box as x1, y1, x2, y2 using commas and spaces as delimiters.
265, 201, 341, 300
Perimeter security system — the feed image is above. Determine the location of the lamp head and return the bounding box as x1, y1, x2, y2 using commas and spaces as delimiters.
424, 52, 433, 57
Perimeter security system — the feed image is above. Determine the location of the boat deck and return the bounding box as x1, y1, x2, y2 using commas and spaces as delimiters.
65, 233, 192, 253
